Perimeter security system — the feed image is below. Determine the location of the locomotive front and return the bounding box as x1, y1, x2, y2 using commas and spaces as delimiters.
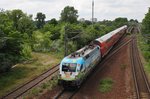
59, 57, 85, 87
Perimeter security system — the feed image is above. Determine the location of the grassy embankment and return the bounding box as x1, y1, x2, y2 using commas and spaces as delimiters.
0, 52, 63, 97
137, 33, 150, 73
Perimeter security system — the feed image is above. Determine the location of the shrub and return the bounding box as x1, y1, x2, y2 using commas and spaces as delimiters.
98, 78, 114, 93
21, 43, 32, 60
32, 31, 52, 52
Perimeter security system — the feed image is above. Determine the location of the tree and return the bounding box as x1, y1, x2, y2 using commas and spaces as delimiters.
60, 24, 82, 53
0, 9, 33, 72
49, 18, 58, 26
42, 23, 61, 40
142, 8, 150, 35
0, 11, 13, 34
35, 12, 46, 29
0, 31, 23, 72
18, 16, 35, 36
114, 17, 128, 27
9, 9, 25, 30
7, 9, 35, 35
60, 6, 78, 23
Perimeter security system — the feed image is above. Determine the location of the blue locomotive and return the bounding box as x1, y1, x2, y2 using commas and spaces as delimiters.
59, 44, 101, 87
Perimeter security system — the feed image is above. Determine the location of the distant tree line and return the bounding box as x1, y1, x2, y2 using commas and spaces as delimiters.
142, 8, 150, 61
142, 8, 150, 37
0, 6, 131, 72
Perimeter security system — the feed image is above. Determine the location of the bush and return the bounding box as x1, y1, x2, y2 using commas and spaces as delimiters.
21, 43, 32, 60
98, 78, 114, 93
0, 54, 13, 72
32, 31, 52, 52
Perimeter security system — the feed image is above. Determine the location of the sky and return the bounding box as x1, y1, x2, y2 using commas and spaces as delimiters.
0, 0, 150, 22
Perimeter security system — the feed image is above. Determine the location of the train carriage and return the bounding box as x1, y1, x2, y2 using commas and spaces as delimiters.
94, 25, 127, 57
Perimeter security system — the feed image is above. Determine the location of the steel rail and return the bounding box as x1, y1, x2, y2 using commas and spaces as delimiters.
1, 64, 59, 99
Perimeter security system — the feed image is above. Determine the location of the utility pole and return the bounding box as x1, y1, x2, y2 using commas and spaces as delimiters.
92, 0, 94, 27
64, 25, 81, 57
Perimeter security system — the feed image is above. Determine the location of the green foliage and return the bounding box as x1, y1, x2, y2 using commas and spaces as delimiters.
61, 23, 82, 39
32, 31, 52, 52
18, 16, 35, 36
138, 34, 150, 73
141, 8, 150, 74
98, 78, 114, 93
30, 87, 42, 96
60, 23, 83, 53
7, 31, 23, 53
42, 23, 61, 40
21, 43, 32, 60
0, 11, 13, 33
0, 53, 13, 72
60, 6, 78, 23
114, 17, 128, 27
48, 18, 58, 26
50, 39, 63, 52
9, 9, 25, 30
142, 8, 150, 36
35, 12, 46, 29
0, 9, 33, 72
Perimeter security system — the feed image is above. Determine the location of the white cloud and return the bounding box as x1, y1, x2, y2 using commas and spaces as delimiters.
0, 0, 149, 22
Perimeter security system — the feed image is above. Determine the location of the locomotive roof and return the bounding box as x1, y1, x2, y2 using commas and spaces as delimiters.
95, 25, 127, 42
67, 43, 98, 59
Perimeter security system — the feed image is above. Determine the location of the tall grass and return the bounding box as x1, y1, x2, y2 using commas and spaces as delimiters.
137, 33, 150, 73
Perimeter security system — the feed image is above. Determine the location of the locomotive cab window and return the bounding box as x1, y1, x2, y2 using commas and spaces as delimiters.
62, 63, 77, 72
62, 64, 68, 72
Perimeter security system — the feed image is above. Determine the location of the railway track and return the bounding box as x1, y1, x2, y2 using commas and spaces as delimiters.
130, 34, 150, 99
54, 89, 78, 99
54, 34, 131, 99
1, 64, 59, 99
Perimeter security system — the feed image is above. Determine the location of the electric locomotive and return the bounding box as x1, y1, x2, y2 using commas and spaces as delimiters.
59, 43, 101, 87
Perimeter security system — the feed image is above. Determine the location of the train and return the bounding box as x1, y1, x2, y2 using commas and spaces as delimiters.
59, 25, 127, 88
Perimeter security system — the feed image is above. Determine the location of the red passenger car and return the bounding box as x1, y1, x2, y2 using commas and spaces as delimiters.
94, 25, 127, 57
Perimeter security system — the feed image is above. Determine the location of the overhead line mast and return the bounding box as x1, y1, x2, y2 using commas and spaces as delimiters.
92, 0, 94, 26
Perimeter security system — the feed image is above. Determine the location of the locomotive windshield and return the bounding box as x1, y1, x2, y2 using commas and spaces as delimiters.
62, 63, 77, 72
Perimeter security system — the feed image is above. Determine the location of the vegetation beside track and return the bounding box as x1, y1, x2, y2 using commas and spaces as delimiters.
25, 75, 59, 98
98, 78, 114, 93
0, 52, 62, 97
137, 34, 150, 73
138, 8, 150, 74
